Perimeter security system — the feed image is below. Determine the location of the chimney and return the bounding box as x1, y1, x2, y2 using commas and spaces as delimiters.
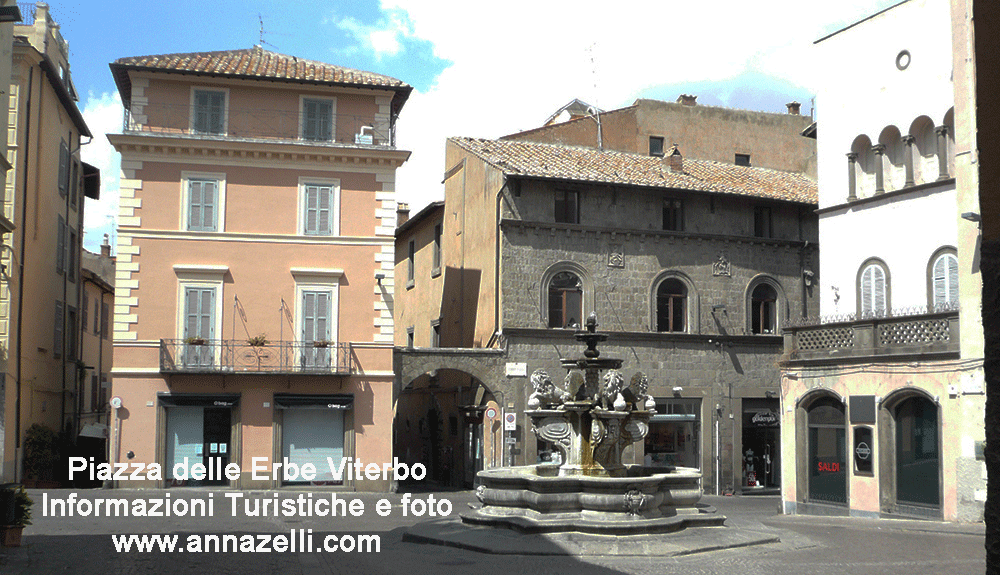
677, 94, 697, 106
101, 233, 111, 258
786, 101, 801, 115
396, 202, 410, 227
666, 144, 683, 173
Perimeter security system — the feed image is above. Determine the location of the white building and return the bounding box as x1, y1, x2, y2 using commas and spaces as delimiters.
779, 0, 985, 522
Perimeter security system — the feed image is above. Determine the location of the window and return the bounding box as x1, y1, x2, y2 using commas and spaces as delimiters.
56, 216, 65, 274
406, 327, 414, 348
431, 319, 441, 347
192, 89, 226, 135
301, 290, 332, 368
754, 206, 772, 238
407, 240, 415, 288
70, 160, 79, 207
54, 301, 63, 358
750, 283, 777, 334
67, 307, 78, 360
548, 271, 583, 328
82, 291, 89, 332
101, 299, 109, 340
302, 98, 335, 141
930, 251, 958, 310
656, 278, 687, 332
68, 228, 77, 283
303, 184, 333, 235
554, 190, 579, 224
58, 140, 69, 197
663, 198, 683, 231
298, 178, 340, 236
187, 179, 219, 232
90, 374, 99, 413
94, 297, 100, 334
183, 287, 216, 366
432, 223, 442, 275
735, 153, 751, 167
859, 261, 889, 317
649, 136, 665, 157
807, 396, 847, 504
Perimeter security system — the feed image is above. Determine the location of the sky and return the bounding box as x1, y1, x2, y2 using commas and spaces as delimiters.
58, 0, 903, 251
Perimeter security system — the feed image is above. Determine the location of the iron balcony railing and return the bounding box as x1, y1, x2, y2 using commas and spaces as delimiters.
160, 339, 352, 375
781, 304, 960, 363
124, 103, 396, 147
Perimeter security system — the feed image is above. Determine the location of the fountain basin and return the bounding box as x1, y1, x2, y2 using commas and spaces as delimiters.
462, 464, 725, 534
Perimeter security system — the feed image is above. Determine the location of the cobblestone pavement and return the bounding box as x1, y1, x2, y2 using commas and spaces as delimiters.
0, 489, 985, 575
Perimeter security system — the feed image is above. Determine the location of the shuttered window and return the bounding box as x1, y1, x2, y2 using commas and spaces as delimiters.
54, 301, 63, 358
187, 179, 218, 231
932, 253, 959, 309
56, 216, 65, 274
302, 99, 333, 141
301, 290, 332, 368
184, 287, 216, 366
303, 185, 333, 235
58, 140, 69, 196
860, 264, 887, 317
193, 90, 225, 134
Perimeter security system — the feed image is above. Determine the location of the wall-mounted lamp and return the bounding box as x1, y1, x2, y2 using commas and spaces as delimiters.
375, 273, 385, 286
802, 269, 814, 287
711, 304, 726, 312
962, 212, 981, 223
765, 390, 776, 399
672, 386, 683, 396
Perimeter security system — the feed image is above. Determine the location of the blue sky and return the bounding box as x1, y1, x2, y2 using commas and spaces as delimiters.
63, 0, 901, 250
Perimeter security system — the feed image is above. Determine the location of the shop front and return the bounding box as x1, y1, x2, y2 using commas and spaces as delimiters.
160, 393, 239, 487
274, 394, 353, 486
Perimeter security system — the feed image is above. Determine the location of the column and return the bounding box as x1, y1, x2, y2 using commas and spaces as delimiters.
902, 135, 916, 187
872, 144, 886, 194
935, 126, 950, 180
846, 152, 858, 201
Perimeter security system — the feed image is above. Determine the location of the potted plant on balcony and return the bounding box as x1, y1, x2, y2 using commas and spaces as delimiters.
1, 486, 32, 547
184, 336, 207, 346
247, 334, 269, 347
312, 340, 331, 348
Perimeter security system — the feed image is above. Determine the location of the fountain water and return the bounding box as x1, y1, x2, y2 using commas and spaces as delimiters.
461, 314, 724, 535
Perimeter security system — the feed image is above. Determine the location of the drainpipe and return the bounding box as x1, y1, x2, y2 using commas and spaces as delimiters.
13, 66, 34, 481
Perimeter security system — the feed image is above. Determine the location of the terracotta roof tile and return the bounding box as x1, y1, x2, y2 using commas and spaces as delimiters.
450, 137, 817, 204
112, 46, 408, 89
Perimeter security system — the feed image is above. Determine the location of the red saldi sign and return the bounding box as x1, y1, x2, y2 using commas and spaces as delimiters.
817, 461, 841, 473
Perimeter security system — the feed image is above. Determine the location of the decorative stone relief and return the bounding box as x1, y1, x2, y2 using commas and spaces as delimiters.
712, 252, 731, 277
608, 244, 625, 268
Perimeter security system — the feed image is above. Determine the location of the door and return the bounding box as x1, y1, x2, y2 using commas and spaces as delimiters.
183, 287, 215, 367
202, 408, 231, 486
808, 398, 847, 504
895, 396, 939, 507
300, 290, 332, 369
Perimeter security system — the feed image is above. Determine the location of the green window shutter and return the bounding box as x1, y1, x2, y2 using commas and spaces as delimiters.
54, 301, 63, 357
56, 216, 65, 274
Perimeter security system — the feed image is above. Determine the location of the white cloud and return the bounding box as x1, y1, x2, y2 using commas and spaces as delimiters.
80, 91, 122, 252
379, 0, 901, 213
332, 8, 415, 60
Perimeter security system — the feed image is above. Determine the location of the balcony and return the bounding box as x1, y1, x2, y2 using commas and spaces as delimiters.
124, 103, 396, 147
160, 339, 352, 375
781, 305, 960, 365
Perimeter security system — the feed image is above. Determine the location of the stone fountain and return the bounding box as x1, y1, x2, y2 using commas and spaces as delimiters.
461, 314, 724, 535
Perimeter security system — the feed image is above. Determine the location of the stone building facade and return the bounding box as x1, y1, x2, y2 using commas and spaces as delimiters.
395, 136, 818, 493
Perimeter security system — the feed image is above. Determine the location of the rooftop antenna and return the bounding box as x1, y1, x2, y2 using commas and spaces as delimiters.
586, 42, 603, 150
258, 14, 278, 50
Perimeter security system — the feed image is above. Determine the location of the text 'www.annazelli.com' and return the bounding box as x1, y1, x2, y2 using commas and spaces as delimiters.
112, 530, 380, 553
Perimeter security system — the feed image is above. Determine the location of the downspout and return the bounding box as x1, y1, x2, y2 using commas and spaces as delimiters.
13, 66, 34, 480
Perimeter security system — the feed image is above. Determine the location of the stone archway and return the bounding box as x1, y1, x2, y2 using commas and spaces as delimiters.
393, 348, 512, 488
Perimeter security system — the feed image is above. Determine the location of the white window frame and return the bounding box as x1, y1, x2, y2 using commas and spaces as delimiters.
297, 177, 341, 236
299, 95, 337, 142
180, 171, 227, 232
291, 268, 343, 347
174, 265, 228, 364
189, 87, 229, 135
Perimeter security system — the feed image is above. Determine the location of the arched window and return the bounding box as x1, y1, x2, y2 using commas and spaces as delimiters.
858, 259, 890, 318
930, 251, 958, 310
656, 279, 687, 332
548, 271, 582, 328
750, 283, 777, 334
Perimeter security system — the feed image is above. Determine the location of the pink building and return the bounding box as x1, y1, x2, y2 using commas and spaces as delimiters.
107, 47, 410, 491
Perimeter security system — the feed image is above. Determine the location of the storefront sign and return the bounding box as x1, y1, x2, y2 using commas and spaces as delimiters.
750, 411, 778, 426
855, 442, 871, 460
854, 426, 873, 474
817, 461, 841, 473
505, 362, 527, 377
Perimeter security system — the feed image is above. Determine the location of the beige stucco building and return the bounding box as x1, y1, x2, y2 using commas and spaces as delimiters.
1, 3, 97, 483
108, 47, 410, 491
